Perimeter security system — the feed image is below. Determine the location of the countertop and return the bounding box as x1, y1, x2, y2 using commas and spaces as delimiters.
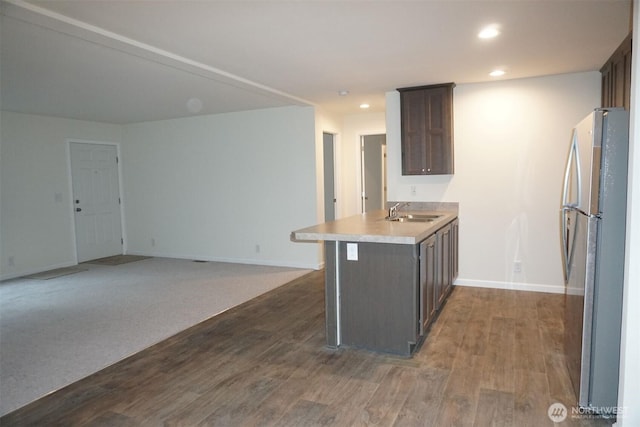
292, 209, 457, 245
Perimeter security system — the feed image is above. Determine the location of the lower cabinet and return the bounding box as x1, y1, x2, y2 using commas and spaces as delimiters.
420, 221, 455, 336
451, 217, 459, 281
335, 241, 420, 356
325, 217, 458, 357
436, 223, 452, 310
419, 234, 437, 334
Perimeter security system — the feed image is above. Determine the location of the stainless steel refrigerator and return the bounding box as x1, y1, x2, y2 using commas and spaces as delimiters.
561, 108, 629, 411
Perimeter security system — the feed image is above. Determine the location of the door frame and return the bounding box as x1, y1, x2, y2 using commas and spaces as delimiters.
66, 139, 126, 263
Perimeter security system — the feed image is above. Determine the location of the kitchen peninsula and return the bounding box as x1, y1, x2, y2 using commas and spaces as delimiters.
292, 203, 458, 356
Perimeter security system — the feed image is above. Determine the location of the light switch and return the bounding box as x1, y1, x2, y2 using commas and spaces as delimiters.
346, 243, 358, 261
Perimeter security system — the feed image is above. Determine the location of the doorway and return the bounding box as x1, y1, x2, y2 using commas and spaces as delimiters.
69, 142, 123, 262
323, 132, 337, 221
361, 134, 387, 213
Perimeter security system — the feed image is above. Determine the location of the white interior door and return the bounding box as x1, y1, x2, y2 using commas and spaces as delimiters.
361, 134, 387, 213
70, 142, 123, 262
323, 132, 337, 222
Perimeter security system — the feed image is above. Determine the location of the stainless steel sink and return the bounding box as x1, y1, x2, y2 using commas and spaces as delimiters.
385, 214, 441, 223
404, 214, 442, 220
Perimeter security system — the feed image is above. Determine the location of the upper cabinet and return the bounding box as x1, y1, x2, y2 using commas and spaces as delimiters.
601, 33, 632, 111
398, 83, 455, 175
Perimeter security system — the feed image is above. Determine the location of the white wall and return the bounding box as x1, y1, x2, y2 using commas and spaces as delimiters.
617, 1, 640, 423
386, 72, 601, 292
0, 111, 123, 279
121, 106, 320, 269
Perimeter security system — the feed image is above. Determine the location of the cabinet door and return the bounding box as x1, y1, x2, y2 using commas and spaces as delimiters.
601, 34, 632, 110
424, 87, 453, 175
435, 224, 452, 309
419, 235, 437, 334
399, 83, 454, 175
401, 90, 428, 175
441, 225, 452, 303
601, 61, 612, 108
451, 218, 459, 281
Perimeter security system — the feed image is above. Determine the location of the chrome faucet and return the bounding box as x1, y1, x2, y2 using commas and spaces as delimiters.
388, 202, 408, 219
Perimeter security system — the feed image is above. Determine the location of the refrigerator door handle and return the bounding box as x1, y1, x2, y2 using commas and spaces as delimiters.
561, 207, 571, 281
562, 130, 581, 208
561, 207, 568, 281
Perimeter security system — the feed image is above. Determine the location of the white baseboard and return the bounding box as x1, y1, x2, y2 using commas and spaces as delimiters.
125, 250, 323, 271
454, 278, 564, 294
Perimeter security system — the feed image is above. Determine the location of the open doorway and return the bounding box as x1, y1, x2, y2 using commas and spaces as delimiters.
323, 132, 337, 221
361, 134, 387, 213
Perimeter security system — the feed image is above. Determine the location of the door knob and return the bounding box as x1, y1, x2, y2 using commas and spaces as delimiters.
76, 208, 82, 212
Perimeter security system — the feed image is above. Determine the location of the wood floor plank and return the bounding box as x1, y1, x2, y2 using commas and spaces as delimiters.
275, 399, 335, 427
433, 394, 477, 427
321, 377, 380, 426
415, 335, 460, 370
196, 375, 283, 426
393, 367, 449, 427
544, 352, 579, 407
0, 274, 614, 427
359, 365, 418, 426
539, 317, 566, 355
473, 388, 515, 427
514, 368, 554, 427
241, 376, 315, 426
514, 318, 547, 372
481, 317, 516, 392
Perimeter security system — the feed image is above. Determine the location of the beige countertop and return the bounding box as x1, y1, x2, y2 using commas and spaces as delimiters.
292, 209, 457, 245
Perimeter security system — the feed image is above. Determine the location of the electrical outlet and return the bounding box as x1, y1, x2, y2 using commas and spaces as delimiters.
410, 186, 417, 196
347, 243, 358, 261
514, 260, 522, 273
255, 244, 261, 253
151, 238, 156, 247
8, 256, 15, 267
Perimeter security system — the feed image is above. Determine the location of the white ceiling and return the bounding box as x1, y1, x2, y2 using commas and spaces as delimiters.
0, 0, 632, 124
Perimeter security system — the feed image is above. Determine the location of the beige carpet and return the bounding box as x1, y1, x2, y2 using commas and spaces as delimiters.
0, 258, 311, 416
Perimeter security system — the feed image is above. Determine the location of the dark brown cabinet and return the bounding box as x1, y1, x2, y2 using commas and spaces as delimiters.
324, 217, 458, 356
419, 234, 437, 335
436, 223, 452, 310
332, 241, 420, 356
419, 220, 455, 337
601, 33, 632, 110
398, 83, 455, 175
451, 217, 459, 282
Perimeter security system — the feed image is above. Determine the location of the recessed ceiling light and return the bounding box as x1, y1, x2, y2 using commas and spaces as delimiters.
360, 103, 370, 109
489, 69, 506, 77
478, 25, 500, 39
338, 90, 350, 96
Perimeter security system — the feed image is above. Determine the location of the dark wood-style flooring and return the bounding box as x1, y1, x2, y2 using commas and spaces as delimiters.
1, 270, 612, 426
